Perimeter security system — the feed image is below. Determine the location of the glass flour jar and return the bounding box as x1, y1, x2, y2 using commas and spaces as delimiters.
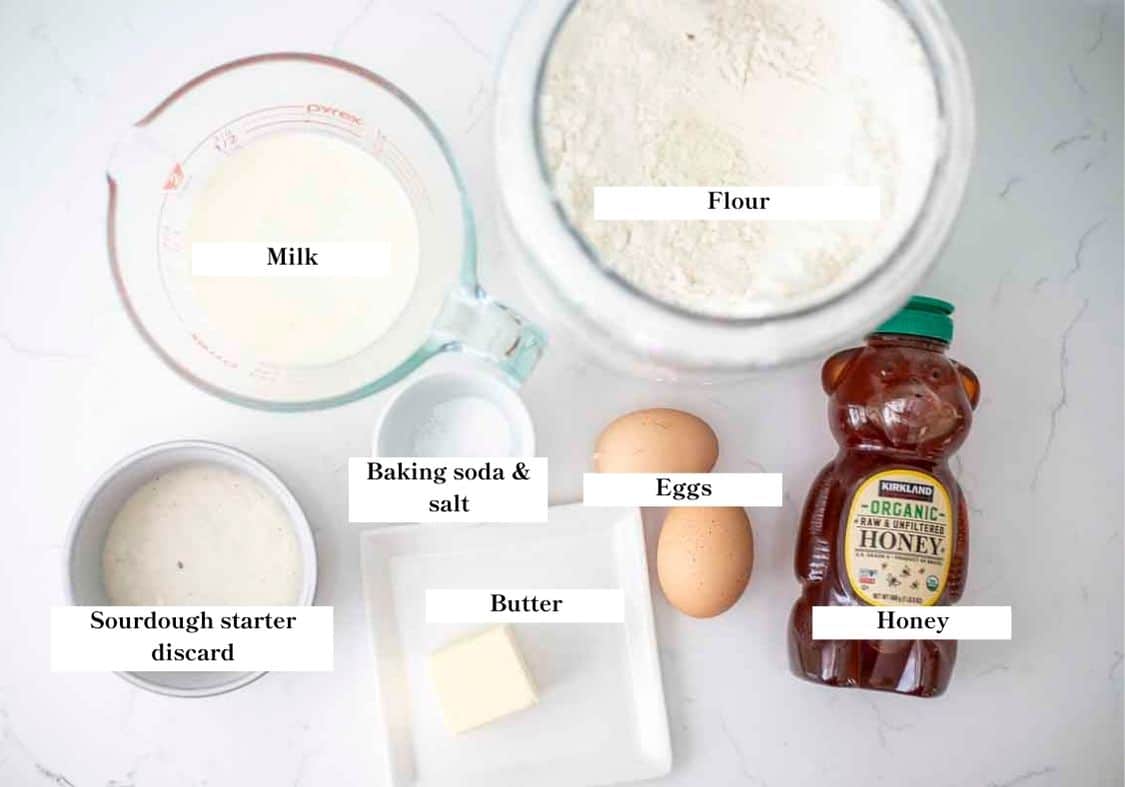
494, 0, 975, 380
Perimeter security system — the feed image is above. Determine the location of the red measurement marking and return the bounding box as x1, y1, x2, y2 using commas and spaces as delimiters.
213, 128, 238, 153
370, 129, 386, 156
159, 226, 184, 252
190, 332, 238, 368
162, 163, 184, 190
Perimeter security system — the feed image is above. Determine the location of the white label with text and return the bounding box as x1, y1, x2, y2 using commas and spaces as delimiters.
192, 242, 391, 277
50, 606, 334, 671
593, 187, 880, 222
426, 589, 625, 623
583, 472, 783, 507
811, 605, 1012, 640
349, 458, 548, 523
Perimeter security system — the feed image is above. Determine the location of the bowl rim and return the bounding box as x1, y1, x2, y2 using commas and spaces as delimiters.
63, 439, 318, 698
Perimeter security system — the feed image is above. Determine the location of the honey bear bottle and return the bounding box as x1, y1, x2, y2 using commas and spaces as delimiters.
788, 296, 980, 698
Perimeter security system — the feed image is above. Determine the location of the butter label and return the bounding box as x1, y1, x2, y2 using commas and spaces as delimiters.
425, 589, 625, 623
843, 469, 954, 606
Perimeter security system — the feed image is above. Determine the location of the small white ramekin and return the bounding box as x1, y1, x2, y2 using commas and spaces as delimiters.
371, 363, 535, 458
64, 440, 318, 698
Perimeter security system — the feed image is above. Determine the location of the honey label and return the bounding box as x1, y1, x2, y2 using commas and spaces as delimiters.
843, 469, 954, 606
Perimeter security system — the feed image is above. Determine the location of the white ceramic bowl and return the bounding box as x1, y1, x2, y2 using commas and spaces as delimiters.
372, 366, 535, 457
64, 440, 318, 698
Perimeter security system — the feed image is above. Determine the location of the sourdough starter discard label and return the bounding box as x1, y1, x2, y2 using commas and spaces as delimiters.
843, 469, 954, 606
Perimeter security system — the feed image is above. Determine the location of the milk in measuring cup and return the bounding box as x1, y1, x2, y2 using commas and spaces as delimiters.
187, 132, 421, 367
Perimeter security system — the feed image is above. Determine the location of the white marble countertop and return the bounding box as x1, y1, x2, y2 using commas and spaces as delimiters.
0, 1, 1121, 785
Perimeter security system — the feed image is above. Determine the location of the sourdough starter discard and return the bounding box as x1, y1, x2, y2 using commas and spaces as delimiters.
102, 464, 302, 606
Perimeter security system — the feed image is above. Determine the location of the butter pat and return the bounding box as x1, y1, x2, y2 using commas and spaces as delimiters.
429, 625, 538, 733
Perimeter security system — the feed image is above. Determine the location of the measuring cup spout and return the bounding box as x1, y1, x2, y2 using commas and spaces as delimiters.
106, 126, 182, 187
432, 287, 546, 384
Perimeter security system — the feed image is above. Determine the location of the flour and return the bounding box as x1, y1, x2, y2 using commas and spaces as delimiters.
541, 0, 939, 317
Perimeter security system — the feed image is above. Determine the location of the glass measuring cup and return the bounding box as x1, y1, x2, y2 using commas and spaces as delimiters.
108, 53, 544, 410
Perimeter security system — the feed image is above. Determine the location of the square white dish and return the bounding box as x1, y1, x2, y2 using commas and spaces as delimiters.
360, 504, 672, 787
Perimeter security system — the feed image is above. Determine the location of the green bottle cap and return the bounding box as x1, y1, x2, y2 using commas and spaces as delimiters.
872, 295, 955, 343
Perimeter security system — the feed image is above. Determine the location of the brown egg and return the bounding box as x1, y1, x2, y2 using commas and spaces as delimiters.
657, 506, 753, 618
593, 408, 718, 473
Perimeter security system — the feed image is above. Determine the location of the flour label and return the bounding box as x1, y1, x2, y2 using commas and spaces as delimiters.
592, 186, 881, 222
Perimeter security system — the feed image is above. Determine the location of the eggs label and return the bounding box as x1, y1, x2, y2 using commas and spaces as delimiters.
583, 472, 782, 507
349, 458, 548, 523
657, 478, 712, 500
426, 589, 626, 623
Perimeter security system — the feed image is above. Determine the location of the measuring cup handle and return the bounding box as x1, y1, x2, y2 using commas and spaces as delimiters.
432, 287, 546, 383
